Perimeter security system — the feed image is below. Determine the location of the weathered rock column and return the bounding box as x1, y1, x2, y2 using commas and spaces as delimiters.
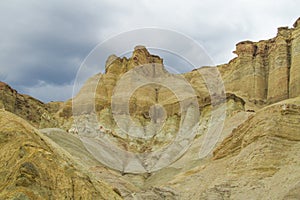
252, 41, 268, 103
234, 41, 267, 103
267, 27, 291, 103
289, 18, 300, 98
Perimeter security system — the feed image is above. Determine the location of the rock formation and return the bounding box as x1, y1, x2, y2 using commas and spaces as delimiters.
1, 18, 300, 199
0, 82, 61, 128
168, 97, 300, 200
217, 18, 300, 107
0, 110, 122, 199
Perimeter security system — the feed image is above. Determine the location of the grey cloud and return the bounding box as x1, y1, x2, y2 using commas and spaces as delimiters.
0, 0, 116, 101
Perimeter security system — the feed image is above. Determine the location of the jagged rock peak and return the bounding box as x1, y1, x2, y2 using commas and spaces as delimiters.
233, 19, 300, 58
233, 40, 256, 56
132, 45, 151, 57
105, 54, 119, 68
105, 46, 163, 74
0, 81, 16, 92
277, 26, 291, 37
293, 17, 300, 28
134, 45, 149, 52
131, 45, 162, 64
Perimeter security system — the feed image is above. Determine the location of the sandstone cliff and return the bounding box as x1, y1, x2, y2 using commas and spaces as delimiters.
217, 17, 300, 108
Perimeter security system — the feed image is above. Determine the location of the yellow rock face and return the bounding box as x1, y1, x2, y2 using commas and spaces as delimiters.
0, 110, 122, 200
0, 81, 62, 129
166, 97, 300, 200
218, 21, 300, 107
290, 18, 300, 98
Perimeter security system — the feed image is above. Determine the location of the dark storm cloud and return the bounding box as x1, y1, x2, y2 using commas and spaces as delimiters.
0, 0, 299, 102
0, 0, 117, 101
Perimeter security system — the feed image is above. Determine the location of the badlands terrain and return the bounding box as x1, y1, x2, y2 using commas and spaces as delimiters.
0, 18, 300, 199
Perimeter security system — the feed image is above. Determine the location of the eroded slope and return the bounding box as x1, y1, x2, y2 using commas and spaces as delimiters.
0, 110, 122, 200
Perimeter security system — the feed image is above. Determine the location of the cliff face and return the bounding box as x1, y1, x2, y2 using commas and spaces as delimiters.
290, 18, 300, 98
219, 17, 300, 106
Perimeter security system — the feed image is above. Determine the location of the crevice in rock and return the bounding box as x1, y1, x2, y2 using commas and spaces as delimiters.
287, 38, 292, 99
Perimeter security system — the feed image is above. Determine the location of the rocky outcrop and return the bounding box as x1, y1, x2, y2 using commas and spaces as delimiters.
213, 97, 300, 160
0, 110, 122, 199
218, 18, 300, 107
0, 81, 61, 128
164, 97, 300, 200
69, 46, 192, 155
290, 17, 300, 98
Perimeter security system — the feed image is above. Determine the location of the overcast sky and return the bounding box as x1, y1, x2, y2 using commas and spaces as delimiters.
0, 0, 299, 102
